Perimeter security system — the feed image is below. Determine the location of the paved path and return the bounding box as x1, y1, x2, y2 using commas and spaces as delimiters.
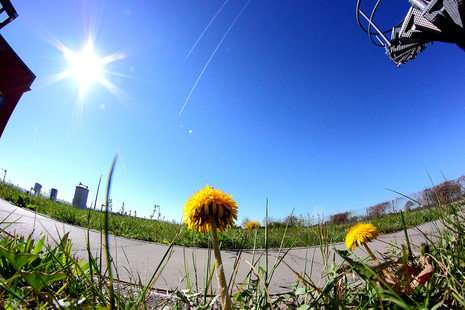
0, 198, 441, 294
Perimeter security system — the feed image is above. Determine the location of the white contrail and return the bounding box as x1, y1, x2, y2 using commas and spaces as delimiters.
117, 151, 127, 171
33, 127, 37, 145
157, 172, 169, 190
178, 0, 252, 116
184, 0, 230, 62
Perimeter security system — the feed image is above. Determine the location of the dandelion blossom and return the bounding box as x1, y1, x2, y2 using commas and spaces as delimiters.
345, 223, 379, 250
182, 185, 237, 310
182, 185, 238, 233
245, 221, 261, 229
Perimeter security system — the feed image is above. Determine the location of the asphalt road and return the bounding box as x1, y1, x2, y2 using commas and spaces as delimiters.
0, 198, 441, 294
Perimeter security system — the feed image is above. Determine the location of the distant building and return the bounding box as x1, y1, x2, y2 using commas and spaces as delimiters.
0, 0, 36, 138
72, 183, 89, 209
33, 182, 41, 196
50, 188, 58, 201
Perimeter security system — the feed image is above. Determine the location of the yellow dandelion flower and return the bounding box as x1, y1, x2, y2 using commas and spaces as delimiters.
345, 223, 379, 250
182, 185, 238, 233
245, 221, 261, 229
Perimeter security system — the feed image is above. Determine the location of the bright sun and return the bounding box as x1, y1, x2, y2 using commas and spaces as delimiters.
64, 44, 103, 91
47, 37, 124, 106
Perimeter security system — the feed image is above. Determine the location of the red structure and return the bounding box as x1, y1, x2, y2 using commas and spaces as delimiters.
0, 0, 35, 138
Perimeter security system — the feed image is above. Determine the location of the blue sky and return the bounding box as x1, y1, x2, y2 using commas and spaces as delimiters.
1, 0, 465, 224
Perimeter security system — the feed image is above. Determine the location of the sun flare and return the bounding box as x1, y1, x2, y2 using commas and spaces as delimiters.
64, 44, 103, 91
39, 28, 132, 111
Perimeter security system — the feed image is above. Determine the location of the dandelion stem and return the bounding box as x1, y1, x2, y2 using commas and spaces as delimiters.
210, 216, 232, 310
363, 242, 396, 283
363, 243, 381, 265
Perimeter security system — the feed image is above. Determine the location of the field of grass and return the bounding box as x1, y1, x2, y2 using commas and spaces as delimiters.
0, 178, 464, 309
0, 182, 445, 250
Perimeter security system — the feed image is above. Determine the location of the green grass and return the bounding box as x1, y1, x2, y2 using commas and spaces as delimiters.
1, 171, 465, 309
0, 193, 464, 309
0, 182, 449, 250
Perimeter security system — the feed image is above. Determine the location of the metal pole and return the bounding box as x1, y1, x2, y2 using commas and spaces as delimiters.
1, 169, 6, 183
409, 0, 427, 11
358, 9, 391, 47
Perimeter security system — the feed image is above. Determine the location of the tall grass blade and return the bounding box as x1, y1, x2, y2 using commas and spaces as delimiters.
265, 198, 268, 284
237, 256, 274, 310
104, 154, 118, 310
400, 211, 413, 258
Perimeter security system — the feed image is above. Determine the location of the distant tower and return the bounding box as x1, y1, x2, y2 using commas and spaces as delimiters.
50, 188, 58, 201
33, 183, 42, 196
72, 183, 89, 209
